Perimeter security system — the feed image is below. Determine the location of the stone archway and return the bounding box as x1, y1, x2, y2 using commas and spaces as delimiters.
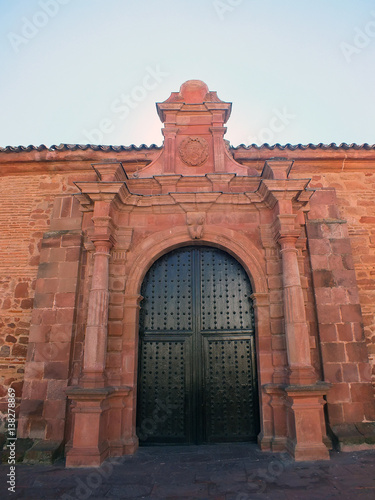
120, 227, 270, 453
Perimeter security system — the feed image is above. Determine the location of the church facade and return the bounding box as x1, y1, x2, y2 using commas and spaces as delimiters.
0, 80, 374, 466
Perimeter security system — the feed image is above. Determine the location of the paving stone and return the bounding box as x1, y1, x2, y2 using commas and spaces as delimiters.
106, 483, 153, 498
152, 481, 209, 497
1, 445, 375, 499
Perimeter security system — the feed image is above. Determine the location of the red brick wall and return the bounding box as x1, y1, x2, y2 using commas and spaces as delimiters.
307, 171, 375, 384
1, 155, 374, 440
307, 189, 375, 424
0, 173, 83, 421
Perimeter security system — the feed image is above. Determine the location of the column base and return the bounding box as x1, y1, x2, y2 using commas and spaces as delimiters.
66, 445, 110, 468
257, 431, 273, 451
65, 385, 131, 467
262, 382, 331, 461
285, 383, 331, 461
287, 442, 330, 461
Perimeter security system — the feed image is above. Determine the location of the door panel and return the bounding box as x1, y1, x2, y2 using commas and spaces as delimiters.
137, 246, 258, 445
202, 336, 258, 442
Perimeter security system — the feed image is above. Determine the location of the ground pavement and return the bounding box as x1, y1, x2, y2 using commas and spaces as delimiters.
1, 443, 375, 499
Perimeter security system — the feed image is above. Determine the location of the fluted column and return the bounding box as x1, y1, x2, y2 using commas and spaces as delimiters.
81, 211, 115, 389
278, 235, 316, 385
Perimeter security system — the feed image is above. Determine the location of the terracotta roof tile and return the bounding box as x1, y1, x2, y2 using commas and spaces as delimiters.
0, 143, 162, 153
0, 143, 374, 153
231, 143, 375, 151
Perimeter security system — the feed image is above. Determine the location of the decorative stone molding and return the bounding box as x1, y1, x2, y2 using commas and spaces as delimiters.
179, 136, 209, 167
186, 211, 205, 239
112, 227, 133, 261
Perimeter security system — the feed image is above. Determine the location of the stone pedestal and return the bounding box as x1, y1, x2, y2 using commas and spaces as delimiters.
264, 382, 331, 460
65, 386, 131, 467
285, 384, 331, 461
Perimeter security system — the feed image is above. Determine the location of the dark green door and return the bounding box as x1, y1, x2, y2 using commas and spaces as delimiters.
137, 246, 258, 445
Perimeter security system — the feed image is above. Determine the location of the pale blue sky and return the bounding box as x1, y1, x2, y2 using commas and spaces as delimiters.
1, 0, 374, 147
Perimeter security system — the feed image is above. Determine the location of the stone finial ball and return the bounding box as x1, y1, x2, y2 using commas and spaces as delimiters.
180, 80, 209, 103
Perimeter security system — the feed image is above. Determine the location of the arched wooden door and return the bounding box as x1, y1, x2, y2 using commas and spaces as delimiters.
136, 246, 259, 445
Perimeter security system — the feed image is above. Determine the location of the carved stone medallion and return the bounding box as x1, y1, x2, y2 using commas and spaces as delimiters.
179, 136, 209, 167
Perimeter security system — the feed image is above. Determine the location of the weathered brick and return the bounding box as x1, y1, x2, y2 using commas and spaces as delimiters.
321, 342, 346, 363
35, 278, 59, 294
12, 343, 27, 357
346, 342, 369, 362
44, 362, 69, 380
319, 324, 337, 342
317, 304, 341, 324
33, 293, 54, 309
308, 238, 331, 255
41, 236, 61, 249
57, 277, 78, 293
45, 418, 65, 441
326, 402, 344, 425
55, 292, 76, 308
330, 238, 352, 255
328, 254, 344, 270
66, 247, 81, 261
43, 399, 66, 419
14, 282, 28, 298
58, 261, 79, 278
310, 254, 329, 269
341, 363, 359, 382
37, 262, 59, 279
108, 322, 123, 336
323, 363, 343, 383
313, 270, 335, 288
337, 323, 353, 342
332, 270, 357, 288
61, 233, 82, 247
350, 383, 374, 403
342, 402, 365, 423
326, 383, 351, 403
340, 304, 362, 323
46, 379, 67, 399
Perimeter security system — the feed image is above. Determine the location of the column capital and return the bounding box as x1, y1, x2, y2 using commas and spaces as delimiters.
272, 215, 301, 245
90, 215, 117, 248
92, 162, 127, 182
162, 127, 179, 138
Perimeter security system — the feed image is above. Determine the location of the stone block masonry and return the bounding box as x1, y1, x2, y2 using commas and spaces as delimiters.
0, 81, 374, 465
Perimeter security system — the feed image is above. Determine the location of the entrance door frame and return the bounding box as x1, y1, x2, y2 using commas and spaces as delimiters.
120, 226, 271, 454
136, 245, 259, 445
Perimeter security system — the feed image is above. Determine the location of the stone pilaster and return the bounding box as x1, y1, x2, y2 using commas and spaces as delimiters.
260, 159, 330, 460
277, 232, 316, 385
80, 236, 113, 388
162, 127, 178, 173
210, 126, 226, 172
66, 163, 133, 467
